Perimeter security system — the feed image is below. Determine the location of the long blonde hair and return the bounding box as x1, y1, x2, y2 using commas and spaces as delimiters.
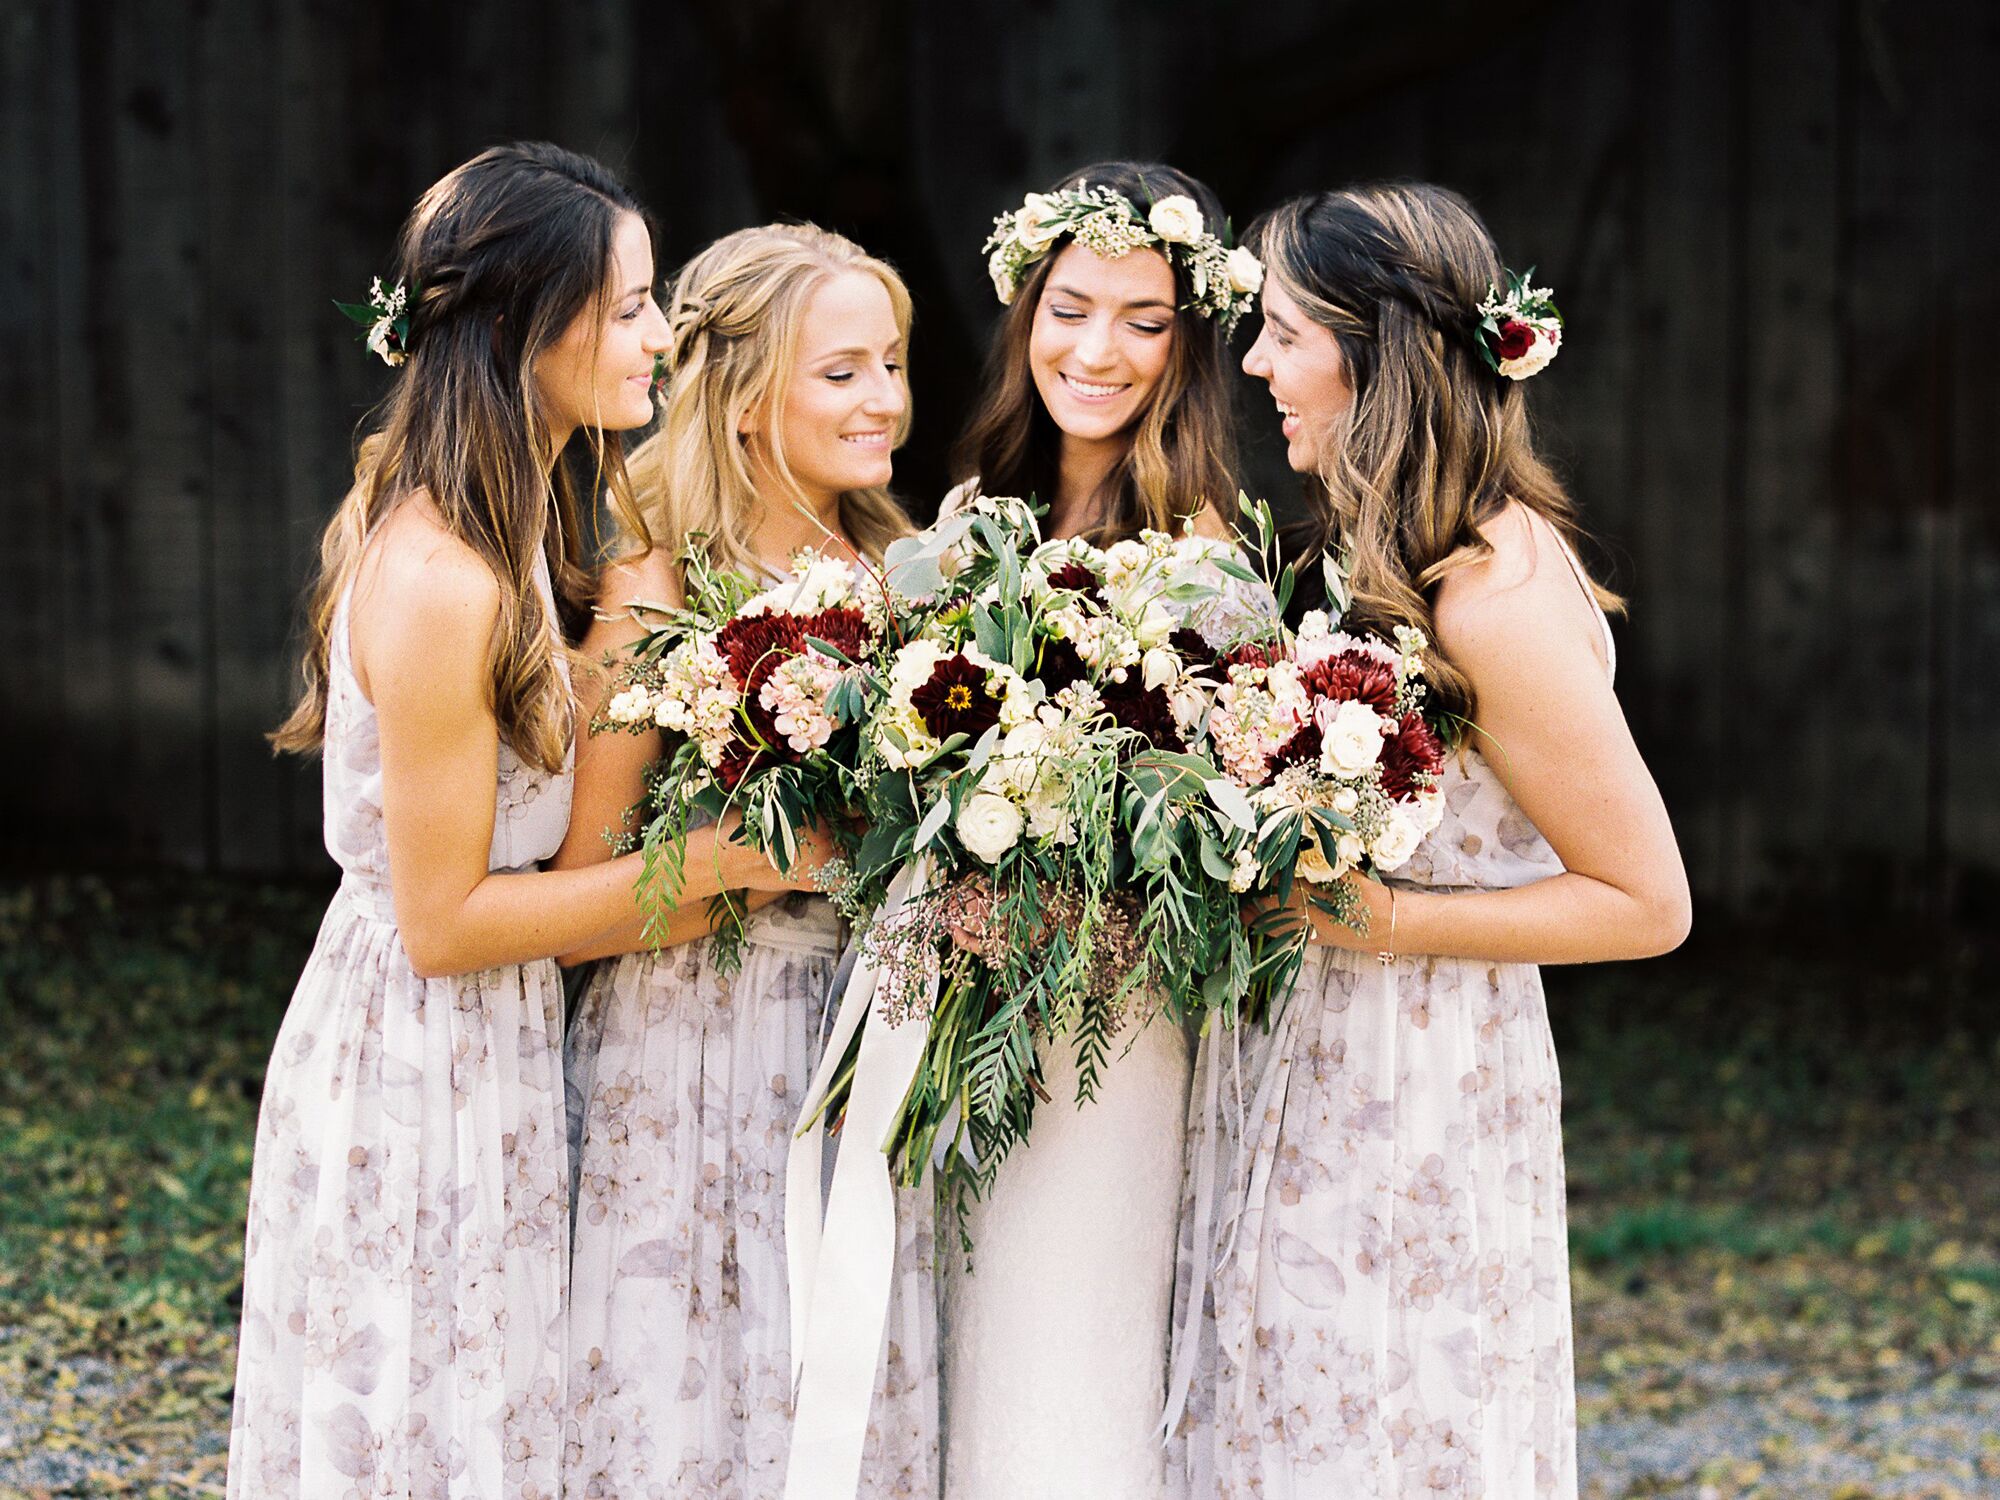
1250, 183, 1622, 720
954, 161, 1240, 545
272, 142, 652, 769
628, 223, 914, 577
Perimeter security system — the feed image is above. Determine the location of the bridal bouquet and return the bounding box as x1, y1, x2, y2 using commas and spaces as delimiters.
804, 492, 1282, 1193
596, 544, 887, 966
1202, 555, 1451, 996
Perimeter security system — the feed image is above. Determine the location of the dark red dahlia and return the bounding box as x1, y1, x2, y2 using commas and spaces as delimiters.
1378, 711, 1445, 801
1270, 719, 1321, 772
1169, 627, 1218, 673
711, 604, 868, 756
1035, 636, 1089, 695
1099, 675, 1184, 752
1494, 319, 1536, 362
1297, 649, 1398, 715
1044, 561, 1103, 597
1223, 641, 1273, 672
910, 653, 1000, 743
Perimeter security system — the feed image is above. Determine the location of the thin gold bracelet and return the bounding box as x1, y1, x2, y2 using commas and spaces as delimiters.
1376, 886, 1398, 966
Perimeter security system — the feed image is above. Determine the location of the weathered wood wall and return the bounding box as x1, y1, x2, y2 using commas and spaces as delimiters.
3, 0, 1996, 922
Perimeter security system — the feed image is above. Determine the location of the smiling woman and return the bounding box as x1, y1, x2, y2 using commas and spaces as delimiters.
555, 224, 937, 1498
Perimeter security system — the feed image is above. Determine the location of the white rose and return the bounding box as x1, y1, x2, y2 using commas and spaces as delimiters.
1148, 194, 1204, 245
1331, 786, 1359, 816
957, 791, 1025, 864
1014, 194, 1063, 252
1336, 830, 1367, 869
1318, 699, 1389, 776
1225, 245, 1265, 295
1370, 812, 1423, 871
1418, 790, 1447, 833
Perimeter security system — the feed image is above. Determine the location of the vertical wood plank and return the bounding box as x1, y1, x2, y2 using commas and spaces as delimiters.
0, 0, 65, 857
202, 0, 295, 871
1739, 0, 1844, 904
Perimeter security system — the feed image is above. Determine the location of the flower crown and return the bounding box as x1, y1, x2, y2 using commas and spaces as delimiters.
335, 277, 414, 367
1474, 267, 1561, 380
981, 184, 1263, 336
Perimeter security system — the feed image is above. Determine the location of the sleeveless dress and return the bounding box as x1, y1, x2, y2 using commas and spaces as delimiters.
227, 556, 575, 1500
936, 482, 1271, 1500
562, 674, 939, 1492
1168, 534, 1613, 1499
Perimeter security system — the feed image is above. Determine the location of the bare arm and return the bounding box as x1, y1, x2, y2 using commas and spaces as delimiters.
1304, 507, 1691, 964
356, 519, 648, 979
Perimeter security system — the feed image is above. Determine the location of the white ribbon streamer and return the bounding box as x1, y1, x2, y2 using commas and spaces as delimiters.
783, 858, 938, 1500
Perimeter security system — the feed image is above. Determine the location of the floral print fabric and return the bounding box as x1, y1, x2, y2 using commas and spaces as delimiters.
563, 895, 940, 1498
227, 563, 575, 1500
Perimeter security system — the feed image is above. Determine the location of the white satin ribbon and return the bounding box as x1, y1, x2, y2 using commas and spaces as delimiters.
783, 858, 938, 1500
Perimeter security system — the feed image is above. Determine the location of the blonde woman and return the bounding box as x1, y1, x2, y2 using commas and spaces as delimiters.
1172, 184, 1690, 1498
557, 224, 936, 1498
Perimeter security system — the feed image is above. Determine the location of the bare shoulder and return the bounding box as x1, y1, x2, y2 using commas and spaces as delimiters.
1432, 503, 1593, 672
352, 499, 502, 691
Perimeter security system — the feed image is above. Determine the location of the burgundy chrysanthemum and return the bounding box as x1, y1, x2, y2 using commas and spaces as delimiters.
1297, 649, 1398, 715
1223, 641, 1273, 672
711, 604, 869, 755
1270, 719, 1321, 772
910, 653, 1000, 743
1379, 711, 1445, 801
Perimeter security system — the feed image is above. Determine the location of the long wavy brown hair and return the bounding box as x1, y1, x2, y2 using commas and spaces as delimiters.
272, 142, 653, 770
1250, 183, 1622, 721
627, 223, 914, 580
954, 160, 1240, 544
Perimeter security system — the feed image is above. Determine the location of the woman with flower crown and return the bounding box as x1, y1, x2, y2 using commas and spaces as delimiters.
936, 160, 1268, 1499
229, 143, 670, 1499
1168, 184, 1690, 1498
555, 223, 938, 1498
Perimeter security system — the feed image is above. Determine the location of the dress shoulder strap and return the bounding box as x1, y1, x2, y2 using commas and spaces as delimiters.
1535, 513, 1617, 681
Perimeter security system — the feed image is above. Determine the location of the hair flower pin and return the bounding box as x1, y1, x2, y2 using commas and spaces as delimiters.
1475, 267, 1561, 380
981, 183, 1261, 335
335, 277, 414, 367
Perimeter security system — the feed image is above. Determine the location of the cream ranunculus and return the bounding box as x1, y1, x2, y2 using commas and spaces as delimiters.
1225, 245, 1265, 295
958, 791, 1025, 864
1148, 194, 1204, 245
1317, 699, 1390, 776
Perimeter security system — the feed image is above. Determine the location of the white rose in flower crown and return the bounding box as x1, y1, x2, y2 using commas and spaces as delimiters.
1496, 320, 1561, 380
1014, 194, 1064, 252
1225, 245, 1265, 296
1148, 194, 1204, 245
1369, 811, 1423, 871
958, 791, 1025, 864
1318, 698, 1390, 776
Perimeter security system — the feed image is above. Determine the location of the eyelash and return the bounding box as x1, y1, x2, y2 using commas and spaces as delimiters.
1052, 308, 1165, 336
826, 361, 903, 384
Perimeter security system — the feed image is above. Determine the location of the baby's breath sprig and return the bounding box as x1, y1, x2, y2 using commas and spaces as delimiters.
334, 277, 415, 367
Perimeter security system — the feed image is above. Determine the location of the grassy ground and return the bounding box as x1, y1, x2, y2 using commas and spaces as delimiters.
0, 874, 1995, 1498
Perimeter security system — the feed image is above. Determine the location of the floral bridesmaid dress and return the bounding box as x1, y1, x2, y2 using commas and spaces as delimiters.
1170, 538, 1614, 1499
227, 555, 575, 1500
562, 870, 938, 1497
